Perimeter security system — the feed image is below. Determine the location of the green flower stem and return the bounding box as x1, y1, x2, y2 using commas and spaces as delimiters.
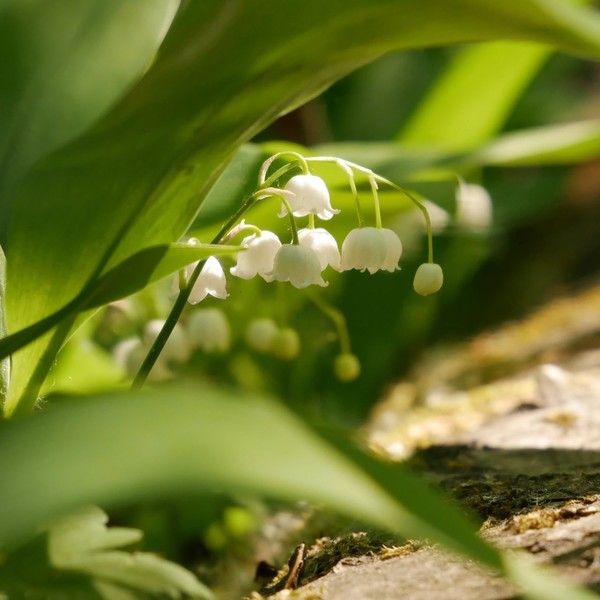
262, 162, 299, 187
279, 196, 299, 244
221, 222, 263, 243
347, 170, 363, 228
377, 177, 434, 263
134, 175, 303, 388
306, 290, 351, 354
305, 156, 433, 263
132, 194, 258, 389
368, 174, 382, 229
308, 214, 315, 229
325, 158, 363, 227
258, 151, 309, 185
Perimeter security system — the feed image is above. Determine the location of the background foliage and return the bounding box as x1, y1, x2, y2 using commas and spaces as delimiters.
0, 1, 599, 598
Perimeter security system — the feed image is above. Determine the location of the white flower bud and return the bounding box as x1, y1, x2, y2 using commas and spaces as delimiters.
413, 263, 444, 296
230, 231, 281, 281
269, 244, 327, 288
187, 308, 230, 353
298, 227, 341, 272
272, 327, 300, 360
144, 319, 191, 362
456, 181, 492, 230
334, 353, 361, 382
341, 227, 402, 274
279, 174, 339, 220
245, 318, 278, 353
188, 256, 228, 304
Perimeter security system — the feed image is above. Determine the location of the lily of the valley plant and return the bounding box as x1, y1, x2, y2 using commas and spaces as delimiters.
131, 152, 481, 387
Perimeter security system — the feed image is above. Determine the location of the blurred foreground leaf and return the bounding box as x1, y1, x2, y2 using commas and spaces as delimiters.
0, 386, 597, 599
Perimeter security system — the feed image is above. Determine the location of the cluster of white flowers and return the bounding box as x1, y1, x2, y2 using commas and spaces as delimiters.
149, 155, 491, 382
183, 168, 444, 301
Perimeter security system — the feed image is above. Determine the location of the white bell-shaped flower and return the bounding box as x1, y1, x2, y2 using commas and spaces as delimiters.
341, 227, 402, 274
413, 263, 444, 296
269, 244, 327, 288
144, 319, 191, 362
187, 308, 231, 353
456, 181, 492, 230
298, 227, 341, 272
245, 318, 279, 353
188, 256, 228, 304
230, 231, 281, 281
279, 174, 339, 220
379, 228, 403, 272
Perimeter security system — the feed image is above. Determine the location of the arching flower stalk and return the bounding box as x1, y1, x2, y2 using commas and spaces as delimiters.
134, 151, 444, 389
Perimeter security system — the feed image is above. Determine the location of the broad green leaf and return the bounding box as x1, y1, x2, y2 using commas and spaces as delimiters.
0, 387, 436, 547
0, 0, 179, 193
0, 243, 239, 373
400, 42, 550, 150
0, 386, 596, 599
5, 0, 600, 414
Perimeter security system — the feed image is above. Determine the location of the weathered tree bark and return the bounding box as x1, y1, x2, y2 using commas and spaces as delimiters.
265, 347, 600, 599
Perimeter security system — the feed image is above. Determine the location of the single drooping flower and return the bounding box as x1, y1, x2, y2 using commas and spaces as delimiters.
340, 227, 402, 274
187, 308, 231, 353
298, 227, 341, 271
456, 181, 492, 230
245, 318, 279, 353
278, 174, 339, 220
269, 244, 327, 288
230, 230, 281, 281
413, 263, 444, 296
188, 256, 228, 304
